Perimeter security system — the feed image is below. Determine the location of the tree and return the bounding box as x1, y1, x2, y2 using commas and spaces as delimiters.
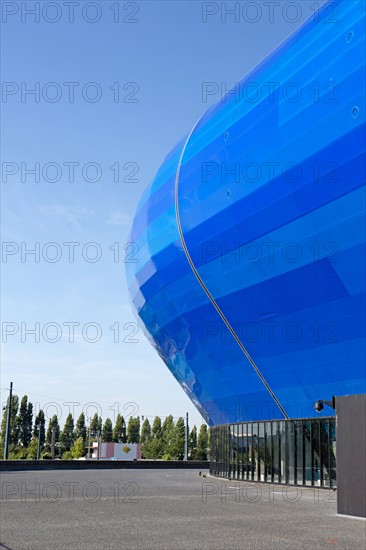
102, 418, 113, 442
195, 424, 209, 460
46, 415, 60, 446
97, 416, 103, 433
152, 416, 162, 438
33, 410, 46, 448
142, 416, 163, 459
140, 418, 151, 444
172, 417, 186, 460
27, 437, 39, 459
70, 437, 85, 459
74, 413, 87, 443
46, 414, 60, 457
161, 415, 175, 456
189, 425, 197, 459
113, 414, 126, 443
127, 417, 140, 443
17, 395, 33, 447
60, 413, 74, 453
90, 413, 99, 437
0, 394, 19, 447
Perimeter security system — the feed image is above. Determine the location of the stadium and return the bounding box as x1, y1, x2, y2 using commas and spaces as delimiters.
126, 0, 365, 511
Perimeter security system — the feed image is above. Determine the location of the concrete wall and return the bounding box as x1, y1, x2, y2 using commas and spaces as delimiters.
0, 460, 209, 472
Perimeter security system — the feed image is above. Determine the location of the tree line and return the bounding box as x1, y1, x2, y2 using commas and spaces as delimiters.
0, 394, 209, 460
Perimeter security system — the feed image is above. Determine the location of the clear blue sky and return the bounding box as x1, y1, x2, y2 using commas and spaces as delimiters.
1, 0, 326, 429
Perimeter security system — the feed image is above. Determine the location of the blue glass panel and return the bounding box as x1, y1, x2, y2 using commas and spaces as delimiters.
126, 0, 366, 425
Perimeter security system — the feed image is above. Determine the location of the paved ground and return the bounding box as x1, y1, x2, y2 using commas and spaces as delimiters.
0, 469, 365, 550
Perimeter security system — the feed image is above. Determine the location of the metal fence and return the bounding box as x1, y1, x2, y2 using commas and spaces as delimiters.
210, 417, 336, 488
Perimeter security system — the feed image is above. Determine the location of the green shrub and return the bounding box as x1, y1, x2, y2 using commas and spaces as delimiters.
62, 451, 73, 460
41, 452, 52, 460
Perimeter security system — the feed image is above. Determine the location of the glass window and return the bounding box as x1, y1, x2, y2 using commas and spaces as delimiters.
240, 423, 246, 481
210, 417, 335, 487
243, 423, 249, 481
246, 423, 253, 481
221, 426, 225, 478
258, 423, 265, 482
304, 420, 312, 486
226, 425, 230, 478
280, 421, 286, 483
320, 419, 330, 488
311, 419, 321, 487
265, 422, 273, 483
295, 421, 303, 485
329, 418, 337, 488
229, 424, 233, 479
287, 421, 295, 485
233, 424, 239, 479
237, 424, 242, 480
252, 423, 259, 481
272, 422, 280, 483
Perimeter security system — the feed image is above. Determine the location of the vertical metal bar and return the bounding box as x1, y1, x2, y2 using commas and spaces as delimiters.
319, 418, 323, 487
184, 412, 189, 461
302, 420, 306, 485
294, 422, 297, 485
239, 424, 242, 480
271, 421, 274, 484
329, 418, 333, 489
236, 424, 239, 480
285, 421, 289, 485
245, 423, 249, 481
278, 422, 282, 484
258, 422, 261, 482
310, 421, 314, 486
264, 422, 267, 483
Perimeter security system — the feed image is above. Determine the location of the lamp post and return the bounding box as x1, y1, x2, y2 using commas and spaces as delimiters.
51, 426, 56, 459
37, 421, 43, 460
185, 412, 189, 461
97, 429, 101, 460
87, 417, 92, 459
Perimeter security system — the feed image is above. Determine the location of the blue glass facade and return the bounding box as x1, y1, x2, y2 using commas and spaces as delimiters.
127, 0, 366, 426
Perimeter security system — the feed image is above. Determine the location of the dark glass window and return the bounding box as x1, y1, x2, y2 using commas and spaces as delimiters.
295, 421, 303, 485
209, 417, 336, 488
272, 422, 280, 483
287, 421, 295, 484
247, 423, 253, 481
304, 420, 312, 486
253, 423, 259, 482
329, 418, 337, 489
258, 423, 265, 482
265, 422, 273, 483
311, 419, 321, 486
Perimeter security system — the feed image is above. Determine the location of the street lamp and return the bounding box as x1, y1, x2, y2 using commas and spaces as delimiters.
185, 412, 189, 461
37, 421, 44, 460
87, 417, 92, 459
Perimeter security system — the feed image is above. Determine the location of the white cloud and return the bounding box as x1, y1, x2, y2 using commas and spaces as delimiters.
107, 210, 131, 227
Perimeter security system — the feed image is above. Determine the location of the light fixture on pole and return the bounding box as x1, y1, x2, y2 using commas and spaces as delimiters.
314, 396, 336, 413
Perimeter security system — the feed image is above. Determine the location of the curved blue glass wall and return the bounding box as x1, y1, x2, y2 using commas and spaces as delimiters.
127, 0, 366, 426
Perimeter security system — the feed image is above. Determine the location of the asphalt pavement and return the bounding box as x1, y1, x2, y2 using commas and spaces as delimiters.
1, 469, 365, 550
